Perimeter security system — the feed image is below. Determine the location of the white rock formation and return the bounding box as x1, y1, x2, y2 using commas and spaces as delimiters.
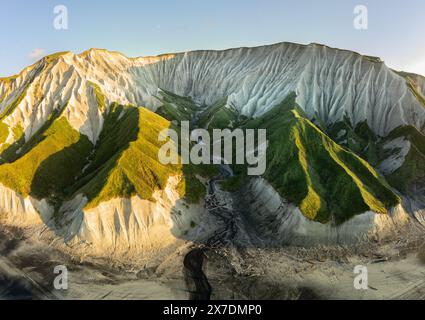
243, 177, 410, 246
0, 42, 424, 250
0, 184, 53, 226
1, 43, 424, 147
57, 176, 204, 254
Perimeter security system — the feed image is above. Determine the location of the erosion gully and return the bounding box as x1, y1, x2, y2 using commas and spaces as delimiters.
183, 111, 253, 300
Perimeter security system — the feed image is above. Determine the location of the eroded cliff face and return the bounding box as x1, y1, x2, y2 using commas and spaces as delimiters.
0, 42, 424, 254
241, 177, 410, 246
0, 175, 205, 255
0, 184, 53, 226
1, 43, 424, 147
54, 176, 205, 255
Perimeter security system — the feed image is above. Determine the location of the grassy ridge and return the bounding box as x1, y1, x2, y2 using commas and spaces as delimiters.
68, 104, 183, 208
74, 102, 214, 207
0, 66, 211, 208
0, 103, 69, 164
327, 118, 379, 166
243, 93, 399, 223
0, 94, 210, 210
88, 81, 107, 112
0, 117, 92, 201
0, 84, 405, 225
327, 116, 425, 197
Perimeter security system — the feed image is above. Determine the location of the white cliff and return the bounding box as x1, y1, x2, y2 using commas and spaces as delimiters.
0, 42, 424, 252
0, 184, 53, 226
1, 42, 424, 147
57, 176, 204, 255
243, 177, 410, 246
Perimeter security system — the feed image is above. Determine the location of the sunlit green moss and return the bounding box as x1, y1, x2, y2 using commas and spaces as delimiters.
327, 118, 380, 166
0, 103, 68, 164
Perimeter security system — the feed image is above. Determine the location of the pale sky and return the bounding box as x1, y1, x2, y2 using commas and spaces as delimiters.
0, 0, 424, 77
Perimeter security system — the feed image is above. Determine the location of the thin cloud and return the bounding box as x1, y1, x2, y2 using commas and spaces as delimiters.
29, 48, 46, 61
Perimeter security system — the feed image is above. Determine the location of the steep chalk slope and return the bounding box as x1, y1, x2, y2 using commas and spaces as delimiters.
241, 177, 408, 246
242, 93, 400, 224
0, 42, 424, 251
221, 94, 409, 246
0, 98, 207, 254
1, 43, 424, 149
58, 104, 206, 254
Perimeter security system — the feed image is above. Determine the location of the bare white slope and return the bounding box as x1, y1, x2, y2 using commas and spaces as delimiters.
1, 42, 424, 147
243, 177, 410, 246
56, 176, 204, 255
0, 42, 423, 252
0, 184, 53, 226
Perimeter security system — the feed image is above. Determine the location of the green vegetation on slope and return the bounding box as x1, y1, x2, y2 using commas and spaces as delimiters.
0, 75, 18, 84
327, 114, 425, 197
220, 173, 247, 192
198, 97, 238, 129
177, 164, 218, 204
0, 121, 10, 154
73, 102, 215, 207
243, 93, 399, 223
0, 94, 212, 210
382, 125, 425, 195
64, 103, 210, 208
0, 103, 68, 164
407, 78, 425, 108
0, 82, 408, 225
67, 103, 181, 208
327, 118, 380, 166
155, 90, 219, 203
0, 116, 92, 202
0, 122, 8, 145
43, 52, 70, 63
88, 81, 107, 112
155, 89, 198, 122
0, 76, 17, 105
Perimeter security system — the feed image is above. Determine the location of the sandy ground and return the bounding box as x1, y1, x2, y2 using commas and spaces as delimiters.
202, 234, 425, 300
0, 224, 188, 300
1, 223, 425, 300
